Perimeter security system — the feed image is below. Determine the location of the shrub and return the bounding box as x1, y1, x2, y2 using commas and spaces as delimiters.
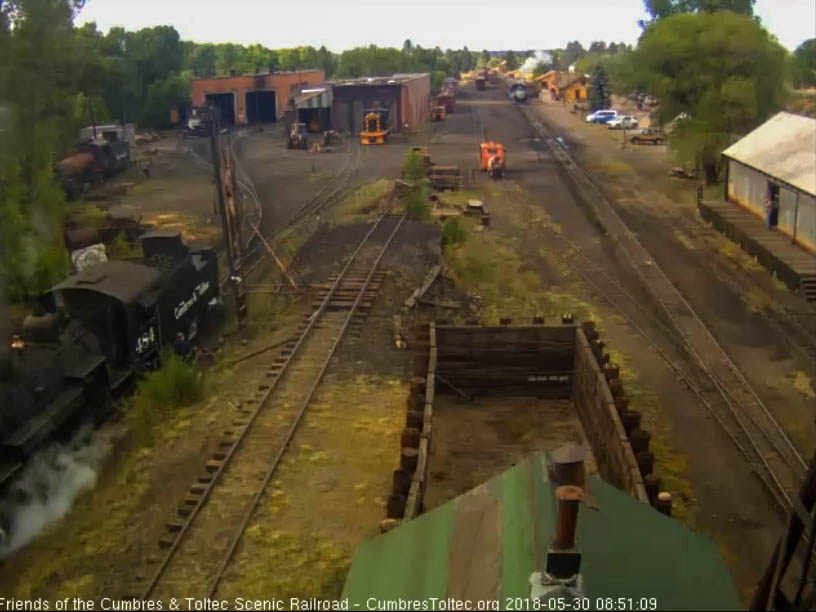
403, 183, 431, 221
127, 351, 204, 446
442, 217, 466, 247
401, 150, 426, 181
105, 233, 143, 260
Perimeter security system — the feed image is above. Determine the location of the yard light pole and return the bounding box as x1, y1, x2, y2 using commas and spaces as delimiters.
205, 105, 249, 327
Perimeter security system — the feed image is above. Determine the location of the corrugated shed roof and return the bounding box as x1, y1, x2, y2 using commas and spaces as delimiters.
293, 88, 332, 108
722, 112, 816, 196
329, 73, 429, 87
343, 453, 739, 610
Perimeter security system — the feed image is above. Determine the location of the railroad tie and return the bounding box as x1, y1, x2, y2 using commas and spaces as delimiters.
182, 495, 199, 507
177, 505, 193, 518
189, 482, 207, 495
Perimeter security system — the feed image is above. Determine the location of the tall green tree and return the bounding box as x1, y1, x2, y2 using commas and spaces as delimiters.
503, 50, 518, 70
532, 62, 552, 77
561, 41, 586, 69
792, 39, 816, 89
0, 0, 85, 299
624, 11, 787, 182
188, 43, 217, 77
589, 64, 612, 111
643, 0, 755, 20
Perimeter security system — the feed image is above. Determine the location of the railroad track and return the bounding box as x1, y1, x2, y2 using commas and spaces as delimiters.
135, 213, 404, 603
182, 130, 362, 285
549, 229, 806, 509
519, 104, 808, 517
472, 103, 485, 145
243, 138, 363, 279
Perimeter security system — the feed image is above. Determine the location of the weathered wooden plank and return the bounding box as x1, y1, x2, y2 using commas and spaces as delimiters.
404, 481, 422, 519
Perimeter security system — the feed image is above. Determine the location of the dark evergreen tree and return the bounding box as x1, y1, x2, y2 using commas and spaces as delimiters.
589, 64, 611, 111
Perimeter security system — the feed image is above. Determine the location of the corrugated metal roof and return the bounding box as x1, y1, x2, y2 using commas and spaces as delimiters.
329, 73, 429, 87
293, 88, 332, 108
722, 112, 816, 197
343, 452, 740, 609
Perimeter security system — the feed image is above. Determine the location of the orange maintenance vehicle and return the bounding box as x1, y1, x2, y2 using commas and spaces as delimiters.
479, 142, 506, 178
360, 108, 390, 145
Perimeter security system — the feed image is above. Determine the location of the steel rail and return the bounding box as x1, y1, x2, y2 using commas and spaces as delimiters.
206, 214, 405, 597
518, 103, 807, 509
556, 233, 804, 501
139, 214, 401, 600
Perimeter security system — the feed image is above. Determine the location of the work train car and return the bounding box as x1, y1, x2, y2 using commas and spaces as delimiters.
0, 230, 219, 492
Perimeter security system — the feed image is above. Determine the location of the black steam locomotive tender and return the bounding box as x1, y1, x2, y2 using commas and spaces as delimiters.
0, 230, 219, 489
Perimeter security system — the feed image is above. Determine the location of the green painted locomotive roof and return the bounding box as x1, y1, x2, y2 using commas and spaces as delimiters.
342, 453, 740, 611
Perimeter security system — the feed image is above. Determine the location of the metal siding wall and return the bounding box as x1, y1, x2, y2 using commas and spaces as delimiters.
728, 161, 766, 217
778, 186, 798, 236
795, 193, 816, 252
399, 75, 430, 130
352, 100, 363, 134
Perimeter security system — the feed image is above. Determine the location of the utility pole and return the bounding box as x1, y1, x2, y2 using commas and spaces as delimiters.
206, 106, 248, 328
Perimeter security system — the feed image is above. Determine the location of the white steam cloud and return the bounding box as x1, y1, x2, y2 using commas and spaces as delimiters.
0, 424, 112, 557
519, 50, 553, 75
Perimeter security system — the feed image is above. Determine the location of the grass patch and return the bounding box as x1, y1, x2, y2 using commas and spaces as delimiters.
126, 352, 204, 447
334, 179, 394, 225
105, 233, 143, 260
716, 237, 763, 274
742, 287, 774, 313
447, 222, 597, 324
592, 159, 632, 176
65, 203, 108, 227
441, 217, 467, 248
219, 374, 405, 600
437, 189, 481, 207
607, 348, 696, 527
789, 370, 815, 399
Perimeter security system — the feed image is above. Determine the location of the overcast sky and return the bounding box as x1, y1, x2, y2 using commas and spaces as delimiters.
76, 0, 815, 52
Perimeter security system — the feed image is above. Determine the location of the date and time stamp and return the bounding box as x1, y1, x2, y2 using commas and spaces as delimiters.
0, 596, 660, 611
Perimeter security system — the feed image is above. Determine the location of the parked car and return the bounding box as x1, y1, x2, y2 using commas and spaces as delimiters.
629, 128, 666, 145
607, 115, 639, 130
585, 110, 618, 124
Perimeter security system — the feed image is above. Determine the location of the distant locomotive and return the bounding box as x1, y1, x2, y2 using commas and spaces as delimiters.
55, 136, 130, 200
0, 230, 219, 491
508, 81, 528, 103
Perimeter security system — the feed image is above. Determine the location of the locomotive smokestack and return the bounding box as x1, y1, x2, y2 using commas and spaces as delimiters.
553, 485, 582, 551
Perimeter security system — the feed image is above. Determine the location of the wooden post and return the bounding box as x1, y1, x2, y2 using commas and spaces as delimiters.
655, 492, 672, 516
792, 191, 800, 245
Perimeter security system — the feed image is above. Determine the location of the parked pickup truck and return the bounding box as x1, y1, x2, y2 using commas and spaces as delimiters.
607, 115, 639, 130
629, 128, 666, 145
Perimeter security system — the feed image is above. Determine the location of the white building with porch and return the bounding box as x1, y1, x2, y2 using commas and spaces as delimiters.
699, 112, 816, 300
722, 111, 816, 252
